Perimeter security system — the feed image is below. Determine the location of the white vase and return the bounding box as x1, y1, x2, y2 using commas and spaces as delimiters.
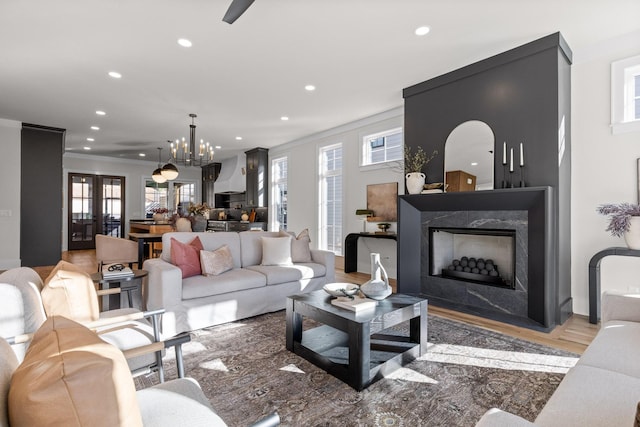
406, 172, 426, 194
624, 217, 640, 249
360, 253, 392, 300
152, 213, 165, 222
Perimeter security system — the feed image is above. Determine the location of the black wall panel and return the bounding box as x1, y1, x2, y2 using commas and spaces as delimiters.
21, 124, 65, 266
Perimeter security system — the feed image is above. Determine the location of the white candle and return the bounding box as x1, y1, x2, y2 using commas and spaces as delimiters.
520, 142, 524, 167
510, 148, 514, 172
503, 142, 507, 165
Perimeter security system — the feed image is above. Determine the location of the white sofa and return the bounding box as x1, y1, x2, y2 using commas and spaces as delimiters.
476, 290, 640, 426
144, 231, 335, 336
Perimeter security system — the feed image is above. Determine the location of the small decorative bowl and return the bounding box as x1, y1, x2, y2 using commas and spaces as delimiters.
323, 283, 360, 297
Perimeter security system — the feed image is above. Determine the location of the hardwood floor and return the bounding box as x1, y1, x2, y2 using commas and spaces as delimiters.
58, 250, 598, 354
334, 269, 597, 355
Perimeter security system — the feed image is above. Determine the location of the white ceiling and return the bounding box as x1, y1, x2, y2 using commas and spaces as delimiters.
1, 0, 639, 163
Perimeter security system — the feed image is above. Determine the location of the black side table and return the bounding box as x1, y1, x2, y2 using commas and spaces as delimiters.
90, 269, 148, 311
344, 232, 397, 273
588, 247, 640, 324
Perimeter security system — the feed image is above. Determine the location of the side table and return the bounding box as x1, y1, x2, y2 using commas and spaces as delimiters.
344, 232, 397, 273
588, 247, 640, 324
90, 269, 148, 311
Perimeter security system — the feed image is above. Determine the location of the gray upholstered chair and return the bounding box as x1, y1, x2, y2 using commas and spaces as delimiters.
96, 234, 139, 270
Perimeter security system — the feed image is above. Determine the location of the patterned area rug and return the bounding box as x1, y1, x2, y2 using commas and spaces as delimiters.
139, 311, 578, 427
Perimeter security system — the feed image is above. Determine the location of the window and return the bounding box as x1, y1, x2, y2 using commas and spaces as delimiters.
319, 144, 343, 255
271, 156, 288, 231
173, 181, 196, 216
361, 127, 403, 166
144, 179, 196, 217
611, 54, 640, 134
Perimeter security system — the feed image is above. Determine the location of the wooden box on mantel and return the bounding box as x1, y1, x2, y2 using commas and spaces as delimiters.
446, 170, 476, 192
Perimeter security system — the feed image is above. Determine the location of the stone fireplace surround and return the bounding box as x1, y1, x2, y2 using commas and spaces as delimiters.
398, 186, 569, 331
424, 210, 528, 318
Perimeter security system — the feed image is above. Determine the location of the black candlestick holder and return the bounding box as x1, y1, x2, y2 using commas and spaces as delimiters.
509, 170, 515, 188
519, 165, 526, 187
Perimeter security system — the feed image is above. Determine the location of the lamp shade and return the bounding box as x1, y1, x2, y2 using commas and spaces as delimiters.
152, 167, 167, 183
161, 163, 179, 180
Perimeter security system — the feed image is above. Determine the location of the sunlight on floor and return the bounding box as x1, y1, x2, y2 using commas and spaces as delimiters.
280, 364, 306, 374
200, 358, 229, 372
385, 367, 438, 384
419, 343, 579, 374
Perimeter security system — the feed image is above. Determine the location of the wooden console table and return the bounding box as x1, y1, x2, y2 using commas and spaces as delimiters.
588, 246, 640, 324
344, 232, 397, 273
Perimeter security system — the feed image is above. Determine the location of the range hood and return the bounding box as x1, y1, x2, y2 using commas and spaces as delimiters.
213, 154, 246, 193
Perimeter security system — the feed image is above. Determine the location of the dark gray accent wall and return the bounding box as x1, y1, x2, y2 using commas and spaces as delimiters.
400, 32, 572, 328
21, 124, 65, 266
403, 32, 572, 189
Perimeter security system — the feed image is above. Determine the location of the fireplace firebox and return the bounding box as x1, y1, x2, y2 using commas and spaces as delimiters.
429, 227, 516, 290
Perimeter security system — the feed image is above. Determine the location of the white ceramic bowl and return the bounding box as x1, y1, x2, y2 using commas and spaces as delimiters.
323, 283, 360, 297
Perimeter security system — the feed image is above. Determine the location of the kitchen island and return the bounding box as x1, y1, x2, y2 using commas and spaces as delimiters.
129, 220, 174, 234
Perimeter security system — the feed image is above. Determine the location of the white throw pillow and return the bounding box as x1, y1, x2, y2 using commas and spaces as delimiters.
261, 236, 293, 266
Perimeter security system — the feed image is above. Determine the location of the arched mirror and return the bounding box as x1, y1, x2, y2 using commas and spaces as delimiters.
444, 120, 495, 192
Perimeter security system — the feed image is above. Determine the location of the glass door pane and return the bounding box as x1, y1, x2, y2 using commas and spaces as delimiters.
101, 176, 124, 237
68, 173, 96, 250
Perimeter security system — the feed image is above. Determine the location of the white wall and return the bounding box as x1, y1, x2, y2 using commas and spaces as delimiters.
0, 118, 22, 268
571, 30, 640, 315
270, 107, 405, 278
62, 153, 201, 251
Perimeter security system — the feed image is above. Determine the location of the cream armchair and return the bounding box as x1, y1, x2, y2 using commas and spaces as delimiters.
96, 234, 139, 270
0, 263, 187, 381
1, 316, 280, 427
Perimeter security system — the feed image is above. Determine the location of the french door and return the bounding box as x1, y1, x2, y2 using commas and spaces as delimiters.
68, 173, 125, 250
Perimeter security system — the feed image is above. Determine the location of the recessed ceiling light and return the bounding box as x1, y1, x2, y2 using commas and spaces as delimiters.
96, 110, 106, 116
215, 145, 222, 149
86, 137, 95, 142
108, 71, 122, 79
281, 116, 289, 121
471, 162, 478, 166
83, 147, 91, 150
139, 153, 146, 157
415, 26, 430, 36
91, 126, 100, 130
235, 136, 242, 140
177, 38, 192, 47
305, 85, 316, 91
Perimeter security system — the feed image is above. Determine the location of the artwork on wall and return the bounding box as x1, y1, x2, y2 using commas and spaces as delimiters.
367, 183, 398, 221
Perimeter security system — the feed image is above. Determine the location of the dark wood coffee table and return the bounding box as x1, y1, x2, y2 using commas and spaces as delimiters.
286, 290, 427, 391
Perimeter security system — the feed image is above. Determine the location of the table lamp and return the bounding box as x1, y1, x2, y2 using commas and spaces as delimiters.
355, 209, 374, 233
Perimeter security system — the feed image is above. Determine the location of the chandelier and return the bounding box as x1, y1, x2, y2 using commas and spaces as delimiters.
169, 113, 216, 167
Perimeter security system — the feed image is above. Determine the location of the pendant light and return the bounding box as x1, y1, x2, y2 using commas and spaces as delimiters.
161, 139, 179, 180
152, 148, 167, 183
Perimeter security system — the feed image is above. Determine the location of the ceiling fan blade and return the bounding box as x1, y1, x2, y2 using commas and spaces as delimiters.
222, 0, 255, 24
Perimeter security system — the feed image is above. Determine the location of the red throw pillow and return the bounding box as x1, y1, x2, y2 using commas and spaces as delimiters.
170, 236, 204, 278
